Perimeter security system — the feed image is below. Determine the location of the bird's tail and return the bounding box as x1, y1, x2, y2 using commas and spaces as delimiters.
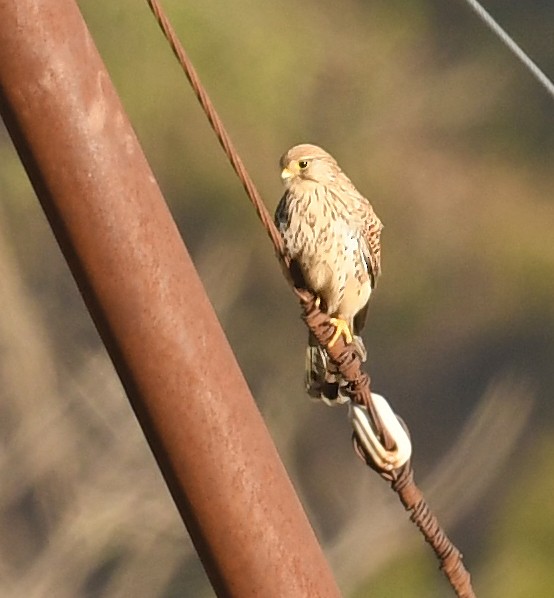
305, 332, 367, 405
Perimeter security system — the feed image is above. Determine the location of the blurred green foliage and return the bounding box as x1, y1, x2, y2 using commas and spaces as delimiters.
480, 433, 554, 597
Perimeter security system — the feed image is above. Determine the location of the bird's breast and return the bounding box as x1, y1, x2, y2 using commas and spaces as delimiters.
282, 191, 340, 255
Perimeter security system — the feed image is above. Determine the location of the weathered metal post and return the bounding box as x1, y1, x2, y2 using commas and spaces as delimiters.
0, 1, 342, 596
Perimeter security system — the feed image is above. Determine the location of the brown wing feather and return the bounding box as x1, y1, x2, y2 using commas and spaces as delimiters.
330, 177, 382, 287
361, 212, 383, 288
353, 209, 382, 334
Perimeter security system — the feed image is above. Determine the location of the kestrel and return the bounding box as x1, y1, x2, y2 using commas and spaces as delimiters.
275, 143, 382, 403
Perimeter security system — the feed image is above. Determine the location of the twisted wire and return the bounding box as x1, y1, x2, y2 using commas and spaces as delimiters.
145, 2, 475, 595
145, 0, 286, 257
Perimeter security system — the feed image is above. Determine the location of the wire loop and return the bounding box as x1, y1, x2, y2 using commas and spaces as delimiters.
349, 396, 412, 471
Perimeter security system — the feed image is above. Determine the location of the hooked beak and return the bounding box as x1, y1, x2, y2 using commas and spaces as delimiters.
280, 167, 294, 181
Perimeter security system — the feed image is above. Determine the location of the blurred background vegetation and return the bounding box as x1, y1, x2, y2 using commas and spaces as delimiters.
1, 0, 553, 596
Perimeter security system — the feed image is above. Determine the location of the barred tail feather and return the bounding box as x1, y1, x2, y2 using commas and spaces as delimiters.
304, 334, 367, 405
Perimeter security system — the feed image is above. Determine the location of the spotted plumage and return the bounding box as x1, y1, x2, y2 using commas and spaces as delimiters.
275, 143, 382, 403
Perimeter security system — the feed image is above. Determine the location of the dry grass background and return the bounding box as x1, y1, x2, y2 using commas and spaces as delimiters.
0, 203, 536, 597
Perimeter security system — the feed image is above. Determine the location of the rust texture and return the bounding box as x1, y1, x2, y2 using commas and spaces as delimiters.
0, 1, 342, 596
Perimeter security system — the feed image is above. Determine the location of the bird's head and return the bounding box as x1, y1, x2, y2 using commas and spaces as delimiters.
279, 144, 339, 189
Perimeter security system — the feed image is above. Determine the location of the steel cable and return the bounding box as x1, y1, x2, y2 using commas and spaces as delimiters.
462, 0, 554, 100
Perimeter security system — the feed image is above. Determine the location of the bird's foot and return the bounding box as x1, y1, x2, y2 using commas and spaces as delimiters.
328, 316, 353, 347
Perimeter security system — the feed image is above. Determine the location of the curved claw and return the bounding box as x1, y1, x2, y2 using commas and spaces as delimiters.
328, 317, 353, 347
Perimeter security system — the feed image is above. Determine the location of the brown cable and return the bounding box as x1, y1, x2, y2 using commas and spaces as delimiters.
145, 2, 476, 596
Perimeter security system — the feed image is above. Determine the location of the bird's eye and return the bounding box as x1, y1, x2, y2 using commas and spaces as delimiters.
298, 160, 309, 169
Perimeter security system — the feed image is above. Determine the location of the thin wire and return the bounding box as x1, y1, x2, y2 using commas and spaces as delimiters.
145, 0, 286, 258
462, 0, 554, 100
144, 3, 475, 595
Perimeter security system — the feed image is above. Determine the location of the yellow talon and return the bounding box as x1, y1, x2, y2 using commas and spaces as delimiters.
328, 317, 353, 347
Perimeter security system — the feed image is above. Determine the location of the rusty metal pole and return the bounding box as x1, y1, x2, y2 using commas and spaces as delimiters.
0, 1, 342, 596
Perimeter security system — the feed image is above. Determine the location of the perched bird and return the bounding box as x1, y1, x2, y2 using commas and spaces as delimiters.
275, 143, 382, 403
